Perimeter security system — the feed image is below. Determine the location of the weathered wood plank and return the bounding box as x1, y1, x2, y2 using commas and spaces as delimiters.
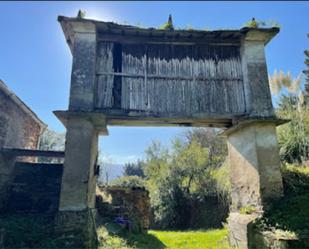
95, 42, 114, 108
96, 41, 245, 116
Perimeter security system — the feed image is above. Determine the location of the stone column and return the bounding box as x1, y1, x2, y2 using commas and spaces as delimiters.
240, 29, 278, 117
54, 20, 99, 248
67, 21, 96, 111
55, 115, 99, 248
227, 121, 283, 210
58, 117, 98, 211
225, 120, 284, 249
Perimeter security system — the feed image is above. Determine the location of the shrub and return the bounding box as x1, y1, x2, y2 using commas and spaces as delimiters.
110, 176, 146, 189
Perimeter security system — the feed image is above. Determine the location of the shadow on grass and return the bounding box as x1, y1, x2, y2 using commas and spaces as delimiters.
125, 232, 166, 249
97, 217, 166, 249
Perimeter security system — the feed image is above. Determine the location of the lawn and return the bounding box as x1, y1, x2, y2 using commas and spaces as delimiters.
148, 229, 229, 249
97, 224, 229, 249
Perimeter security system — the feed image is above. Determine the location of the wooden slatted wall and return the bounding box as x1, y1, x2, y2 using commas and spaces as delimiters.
95, 42, 245, 116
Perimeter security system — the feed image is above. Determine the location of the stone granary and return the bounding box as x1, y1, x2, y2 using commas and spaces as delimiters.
0, 79, 47, 210
55, 14, 287, 249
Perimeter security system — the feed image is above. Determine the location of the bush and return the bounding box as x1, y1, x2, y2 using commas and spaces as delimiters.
210, 160, 231, 204
254, 165, 309, 239
282, 164, 309, 195
110, 176, 146, 189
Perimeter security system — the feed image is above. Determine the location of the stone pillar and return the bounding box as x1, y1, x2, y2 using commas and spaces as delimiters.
0, 153, 16, 212
59, 117, 98, 211
54, 19, 99, 248
67, 21, 96, 111
240, 29, 277, 118
225, 120, 284, 249
55, 115, 99, 248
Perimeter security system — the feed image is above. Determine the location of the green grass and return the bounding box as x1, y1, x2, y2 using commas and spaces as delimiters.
97, 223, 229, 249
148, 229, 229, 249
0, 214, 229, 249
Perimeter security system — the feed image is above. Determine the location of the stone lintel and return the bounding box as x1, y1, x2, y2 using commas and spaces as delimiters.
53, 110, 108, 135
220, 117, 289, 137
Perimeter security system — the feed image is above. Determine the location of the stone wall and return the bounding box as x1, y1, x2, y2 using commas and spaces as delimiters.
5, 162, 63, 214
96, 186, 151, 232
0, 81, 46, 211
0, 89, 43, 152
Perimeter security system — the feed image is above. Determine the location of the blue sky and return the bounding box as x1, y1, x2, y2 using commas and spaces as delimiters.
0, 1, 308, 164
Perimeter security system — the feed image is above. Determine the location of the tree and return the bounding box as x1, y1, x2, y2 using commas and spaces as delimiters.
184, 128, 227, 168
110, 175, 145, 189
171, 138, 210, 195
269, 68, 309, 164
123, 160, 145, 178
38, 129, 65, 163
143, 132, 229, 229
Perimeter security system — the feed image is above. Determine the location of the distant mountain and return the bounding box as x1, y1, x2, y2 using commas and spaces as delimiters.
98, 163, 125, 184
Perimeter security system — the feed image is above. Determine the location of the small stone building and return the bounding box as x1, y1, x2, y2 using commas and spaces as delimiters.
0, 79, 46, 151
0, 79, 47, 211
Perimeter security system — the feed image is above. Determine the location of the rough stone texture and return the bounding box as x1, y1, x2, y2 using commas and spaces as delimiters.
58, 116, 99, 211
227, 121, 284, 211
0, 80, 45, 212
96, 186, 151, 232
228, 212, 260, 249
6, 162, 63, 214
248, 228, 309, 249
55, 209, 98, 249
0, 87, 43, 158
227, 121, 284, 249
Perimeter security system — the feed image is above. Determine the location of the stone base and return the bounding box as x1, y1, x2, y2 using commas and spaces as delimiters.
228, 212, 260, 249
54, 209, 98, 249
248, 227, 309, 249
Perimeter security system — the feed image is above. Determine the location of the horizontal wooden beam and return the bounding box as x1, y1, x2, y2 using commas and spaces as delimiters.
99, 109, 235, 128
96, 72, 242, 81
97, 33, 241, 46
0, 147, 65, 158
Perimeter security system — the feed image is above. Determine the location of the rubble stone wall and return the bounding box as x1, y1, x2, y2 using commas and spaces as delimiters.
6, 162, 63, 214
96, 186, 151, 232
0, 90, 42, 153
